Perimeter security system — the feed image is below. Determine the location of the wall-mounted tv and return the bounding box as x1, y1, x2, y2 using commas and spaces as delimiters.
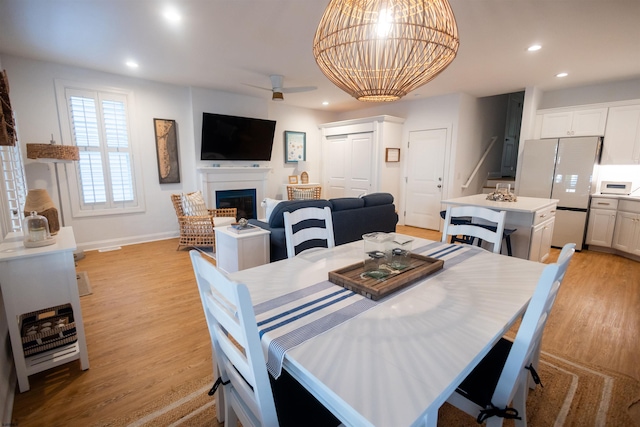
201, 112, 276, 161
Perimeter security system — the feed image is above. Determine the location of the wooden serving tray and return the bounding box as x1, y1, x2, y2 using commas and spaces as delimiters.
328, 253, 444, 301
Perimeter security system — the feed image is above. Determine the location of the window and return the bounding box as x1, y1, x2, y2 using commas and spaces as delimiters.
56, 81, 144, 217
0, 141, 27, 234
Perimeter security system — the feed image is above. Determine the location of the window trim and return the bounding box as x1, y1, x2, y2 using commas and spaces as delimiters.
55, 79, 145, 218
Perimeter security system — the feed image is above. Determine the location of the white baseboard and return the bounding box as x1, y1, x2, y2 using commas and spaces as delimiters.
75, 231, 178, 252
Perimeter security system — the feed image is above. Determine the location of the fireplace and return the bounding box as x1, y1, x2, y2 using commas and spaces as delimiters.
198, 166, 271, 219
216, 189, 257, 220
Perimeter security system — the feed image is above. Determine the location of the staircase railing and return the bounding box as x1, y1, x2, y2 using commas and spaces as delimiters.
461, 136, 498, 190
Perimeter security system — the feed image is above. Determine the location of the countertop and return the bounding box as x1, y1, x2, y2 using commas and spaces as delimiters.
442, 194, 558, 213
592, 192, 640, 202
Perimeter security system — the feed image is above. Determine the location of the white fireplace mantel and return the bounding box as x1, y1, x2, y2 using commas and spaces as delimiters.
198, 167, 271, 217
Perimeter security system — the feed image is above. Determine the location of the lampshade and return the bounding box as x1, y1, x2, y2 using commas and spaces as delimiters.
26, 143, 80, 161
313, 0, 459, 102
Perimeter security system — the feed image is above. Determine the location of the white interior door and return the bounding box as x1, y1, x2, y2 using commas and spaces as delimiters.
324, 133, 373, 199
404, 129, 446, 230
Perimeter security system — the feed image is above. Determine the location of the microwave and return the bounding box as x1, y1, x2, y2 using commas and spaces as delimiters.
600, 181, 633, 195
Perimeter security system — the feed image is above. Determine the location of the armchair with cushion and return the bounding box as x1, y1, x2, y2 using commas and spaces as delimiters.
171, 191, 237, 250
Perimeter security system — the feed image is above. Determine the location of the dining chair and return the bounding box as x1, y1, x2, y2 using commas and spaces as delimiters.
439, 210, 517, 256
190, 250, 341, 427
283, 206, 335, 258
446, 243, 576, 426
441, 206, 507, 254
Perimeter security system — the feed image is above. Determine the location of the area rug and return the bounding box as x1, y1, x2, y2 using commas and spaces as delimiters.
102, 351, 639, 427
76, 271, 92, 296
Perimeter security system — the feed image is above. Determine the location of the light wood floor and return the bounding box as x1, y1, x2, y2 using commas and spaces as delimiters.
10, 226, 640, 426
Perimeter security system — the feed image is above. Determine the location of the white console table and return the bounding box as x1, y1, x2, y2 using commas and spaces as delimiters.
214, 226, 270, 273
0, 227, 90, 392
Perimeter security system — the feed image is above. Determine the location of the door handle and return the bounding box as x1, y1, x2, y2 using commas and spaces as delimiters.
437, 184, 442, 188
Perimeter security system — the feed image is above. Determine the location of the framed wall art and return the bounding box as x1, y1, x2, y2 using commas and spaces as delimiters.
385, 147, 400, 162
154, 118, 180, 183
288, 175, 299, 184
284, 131, 306, 163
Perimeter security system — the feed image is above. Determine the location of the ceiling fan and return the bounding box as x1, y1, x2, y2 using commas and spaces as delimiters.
246, 75, 317, 101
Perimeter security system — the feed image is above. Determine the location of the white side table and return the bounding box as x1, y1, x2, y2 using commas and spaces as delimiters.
214, 226, 270, 273
0, 227, 90, 392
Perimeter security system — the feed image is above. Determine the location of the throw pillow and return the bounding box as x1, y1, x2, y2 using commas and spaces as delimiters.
181, 191, 209, 216
262, 198, 283, 221
292, 188, 315, 200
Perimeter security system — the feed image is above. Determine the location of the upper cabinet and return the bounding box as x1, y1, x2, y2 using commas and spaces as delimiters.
539, 107, 608, 138
601, 104, 640, 165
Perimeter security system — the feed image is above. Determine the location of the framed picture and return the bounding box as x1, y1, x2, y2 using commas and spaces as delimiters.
288, 175, 299, 184
385, 147, 400, 162
154, 118, 180, 183
284, 131, 306, 163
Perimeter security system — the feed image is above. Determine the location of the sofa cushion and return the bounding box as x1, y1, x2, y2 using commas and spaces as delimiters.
330, 197, 365, 211
262, 198, 284, 221
181, 191, 208, 216
362, 193, 394, 207
268, 199, 332, 228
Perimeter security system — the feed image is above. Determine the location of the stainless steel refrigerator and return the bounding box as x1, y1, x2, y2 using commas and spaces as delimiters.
518, 136, 601, 250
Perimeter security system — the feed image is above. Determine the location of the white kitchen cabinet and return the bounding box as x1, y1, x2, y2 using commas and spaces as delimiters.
601, 104, 640, 165
611, 200, 640, 256
586, 197, 618, 247
539, 108, 608, 138
586, 209, 617, 247
530, 217, 555, 263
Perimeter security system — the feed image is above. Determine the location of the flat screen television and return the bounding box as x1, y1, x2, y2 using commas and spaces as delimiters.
201, 112, 276, 161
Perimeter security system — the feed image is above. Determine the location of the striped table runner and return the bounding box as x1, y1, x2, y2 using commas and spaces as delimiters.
255, 242, 481, 377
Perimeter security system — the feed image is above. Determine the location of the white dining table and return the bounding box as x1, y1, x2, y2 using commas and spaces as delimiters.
228, 235, 547, 427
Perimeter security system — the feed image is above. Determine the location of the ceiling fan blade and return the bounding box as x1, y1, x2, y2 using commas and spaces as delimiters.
244, 83, 273, 92
281, 86, 318, 93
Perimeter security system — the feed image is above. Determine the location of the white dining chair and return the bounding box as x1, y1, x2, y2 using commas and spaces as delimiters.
441, 205, 507, 254
446, 243, 576, 427
283, 206, 335, 258
190, 250, 341, 427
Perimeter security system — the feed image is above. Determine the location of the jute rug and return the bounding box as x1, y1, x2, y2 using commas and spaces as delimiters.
76, 270, 92, 296
103, 352, 639, 427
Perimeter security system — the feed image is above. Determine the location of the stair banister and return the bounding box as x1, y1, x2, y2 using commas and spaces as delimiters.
461, 136, 498, 190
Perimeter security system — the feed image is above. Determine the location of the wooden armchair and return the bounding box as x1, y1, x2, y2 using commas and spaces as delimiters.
286, 185, 322, 200
171, 193, 237, 250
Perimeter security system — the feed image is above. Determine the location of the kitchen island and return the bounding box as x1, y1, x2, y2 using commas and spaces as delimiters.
442, 194, 558, 262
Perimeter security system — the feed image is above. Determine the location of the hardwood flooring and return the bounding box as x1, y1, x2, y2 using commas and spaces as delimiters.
10, 226, 640, 426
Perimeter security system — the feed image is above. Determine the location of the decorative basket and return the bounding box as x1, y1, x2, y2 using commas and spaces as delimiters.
26, 143, 80, 161
20, 304, 77, 356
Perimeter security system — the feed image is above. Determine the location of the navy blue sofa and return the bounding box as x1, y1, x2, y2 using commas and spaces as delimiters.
248, 193, 399, 262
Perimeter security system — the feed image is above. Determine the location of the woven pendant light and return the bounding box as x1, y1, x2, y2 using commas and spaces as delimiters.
313, 0, 459, 102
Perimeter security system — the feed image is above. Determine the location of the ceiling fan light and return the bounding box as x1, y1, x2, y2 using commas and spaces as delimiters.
272, 91, 284, 101
313, 0, 459, 102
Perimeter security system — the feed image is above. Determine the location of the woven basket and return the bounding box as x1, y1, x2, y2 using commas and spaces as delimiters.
26, 143, 80, 161
20, 304, 77, 356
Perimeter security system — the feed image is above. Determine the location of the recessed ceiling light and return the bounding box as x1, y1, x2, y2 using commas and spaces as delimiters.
556, 72, 568, 78
126, 61, 139, 69
163, 7, 182, 23
322, 101, 329, 106
527, 44, 542, 52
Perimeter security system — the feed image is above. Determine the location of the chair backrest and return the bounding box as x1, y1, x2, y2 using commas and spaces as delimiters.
491, 243, 576, 408
441, 205, 506, 254
190, 251, 278, 427
283, 206, 335, 258
211, 207, 237, 219
171, 193, 185, 217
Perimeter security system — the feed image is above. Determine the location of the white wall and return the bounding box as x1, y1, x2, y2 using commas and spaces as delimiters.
539, 78, 640, 110
1, 54, 339, 249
